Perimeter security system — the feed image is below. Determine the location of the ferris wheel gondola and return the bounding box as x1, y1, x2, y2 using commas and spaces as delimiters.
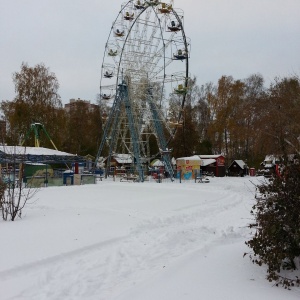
124, 11, 135, 21
146, 0, 159, 6
113, 22, 126, 38
173, 49, 188, 61
167, 21, 182, 32
103, 71, 113, 79
157, 2, 172, 14
100, 85, 115, 100
101, 93, 113, 100
102, 63, 115, 79
134, 0, 146, 10
174, 84, 187, 95
108, 49, 118, 57
114, 29, 125, 38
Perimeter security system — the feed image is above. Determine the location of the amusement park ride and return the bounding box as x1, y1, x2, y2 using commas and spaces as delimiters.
95, 0, 190, 182
21, 123, 58, 150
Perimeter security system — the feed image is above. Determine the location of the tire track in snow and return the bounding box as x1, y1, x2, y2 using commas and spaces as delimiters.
0, 236, 125, 280
1, 184, 252, 300
96, 190, 251, 299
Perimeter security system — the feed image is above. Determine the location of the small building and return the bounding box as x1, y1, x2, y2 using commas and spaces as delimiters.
259, 154, 298, 177
199, 155, 226, 177
103, 154, 133, 175
228, 160, 248, 176
176, 156, 201, 180
262, 155, 280, 169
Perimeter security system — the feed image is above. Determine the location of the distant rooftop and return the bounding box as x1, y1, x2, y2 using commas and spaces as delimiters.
0, 146, 84, 163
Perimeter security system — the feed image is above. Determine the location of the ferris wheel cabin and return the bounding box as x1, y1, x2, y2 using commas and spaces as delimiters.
124, 11, 135, 21
134, 1, 146, 10
158, 3, 172, 14
167, 20, 182, 32
114, 28, 125, 37
173, 49, 188, 61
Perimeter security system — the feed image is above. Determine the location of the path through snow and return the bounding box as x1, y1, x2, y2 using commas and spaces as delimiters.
1, 177, 299, 299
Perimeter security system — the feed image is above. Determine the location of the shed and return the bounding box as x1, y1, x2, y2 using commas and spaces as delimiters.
199, 155, 226, 177
228, 160, 248, 176
103, 153, 133, 176
105, 154, 132, 169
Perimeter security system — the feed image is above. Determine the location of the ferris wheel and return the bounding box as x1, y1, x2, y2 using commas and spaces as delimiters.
96, 0, 190, 181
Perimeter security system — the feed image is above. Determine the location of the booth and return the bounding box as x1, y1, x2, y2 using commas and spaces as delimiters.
63, 170, 74, 185
176, 156, 201, 180
228, 160, 248, 176
249, 167, 256, 176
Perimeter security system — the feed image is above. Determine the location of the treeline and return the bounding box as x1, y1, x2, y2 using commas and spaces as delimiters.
1, 63, 102, 157
1, 63, 299, 167
170, 74, 300, 167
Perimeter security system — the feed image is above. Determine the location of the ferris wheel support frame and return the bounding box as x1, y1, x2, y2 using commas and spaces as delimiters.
146, 85, 174, 180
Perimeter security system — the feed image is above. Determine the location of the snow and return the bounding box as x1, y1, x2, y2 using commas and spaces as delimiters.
113, 154, 133, 164
0, 146, 75, 156
201, 158, 216, 166
177, 156, 201, 161
199, 154, 223, 159
1, 177, 300, 300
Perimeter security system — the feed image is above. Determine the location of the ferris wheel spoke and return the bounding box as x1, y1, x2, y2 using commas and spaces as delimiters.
150, 58, 173, 80
147, 32, 175, 66
135, 9, 152, 50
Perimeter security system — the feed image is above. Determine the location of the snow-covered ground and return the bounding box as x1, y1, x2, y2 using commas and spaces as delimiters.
1, 176, 300, 300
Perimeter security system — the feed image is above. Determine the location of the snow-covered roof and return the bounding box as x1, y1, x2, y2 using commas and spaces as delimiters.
229, 160, 246, 169
201, 158, 216, 166
176, 156, 201, 162
0, 146, 75, 156
263, 154, 297, 166
114, 158, 132, 164
199, 154, 224, 159
26, 162, 47, 166
264, 163, 273, 168
151, 159, 164, 167
264, 155, 279, 164
113, 154, 132, 164
114, 153, 131, 159
0, 146, 83, 163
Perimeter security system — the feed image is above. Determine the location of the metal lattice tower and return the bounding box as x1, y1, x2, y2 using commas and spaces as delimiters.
146, 86, 174, 180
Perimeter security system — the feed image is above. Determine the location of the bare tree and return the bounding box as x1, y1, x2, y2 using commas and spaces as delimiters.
0, 147, 38, 221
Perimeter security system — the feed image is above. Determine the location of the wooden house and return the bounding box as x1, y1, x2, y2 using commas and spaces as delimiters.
228, 160, 248, 176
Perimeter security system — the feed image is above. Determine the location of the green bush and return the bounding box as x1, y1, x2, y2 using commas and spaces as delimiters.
246, 163, 300, 288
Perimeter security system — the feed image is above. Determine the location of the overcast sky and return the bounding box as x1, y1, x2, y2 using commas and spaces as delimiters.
1, 0, 299, 104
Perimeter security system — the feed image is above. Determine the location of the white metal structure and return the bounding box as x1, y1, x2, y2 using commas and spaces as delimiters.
97, 0, 190, 180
